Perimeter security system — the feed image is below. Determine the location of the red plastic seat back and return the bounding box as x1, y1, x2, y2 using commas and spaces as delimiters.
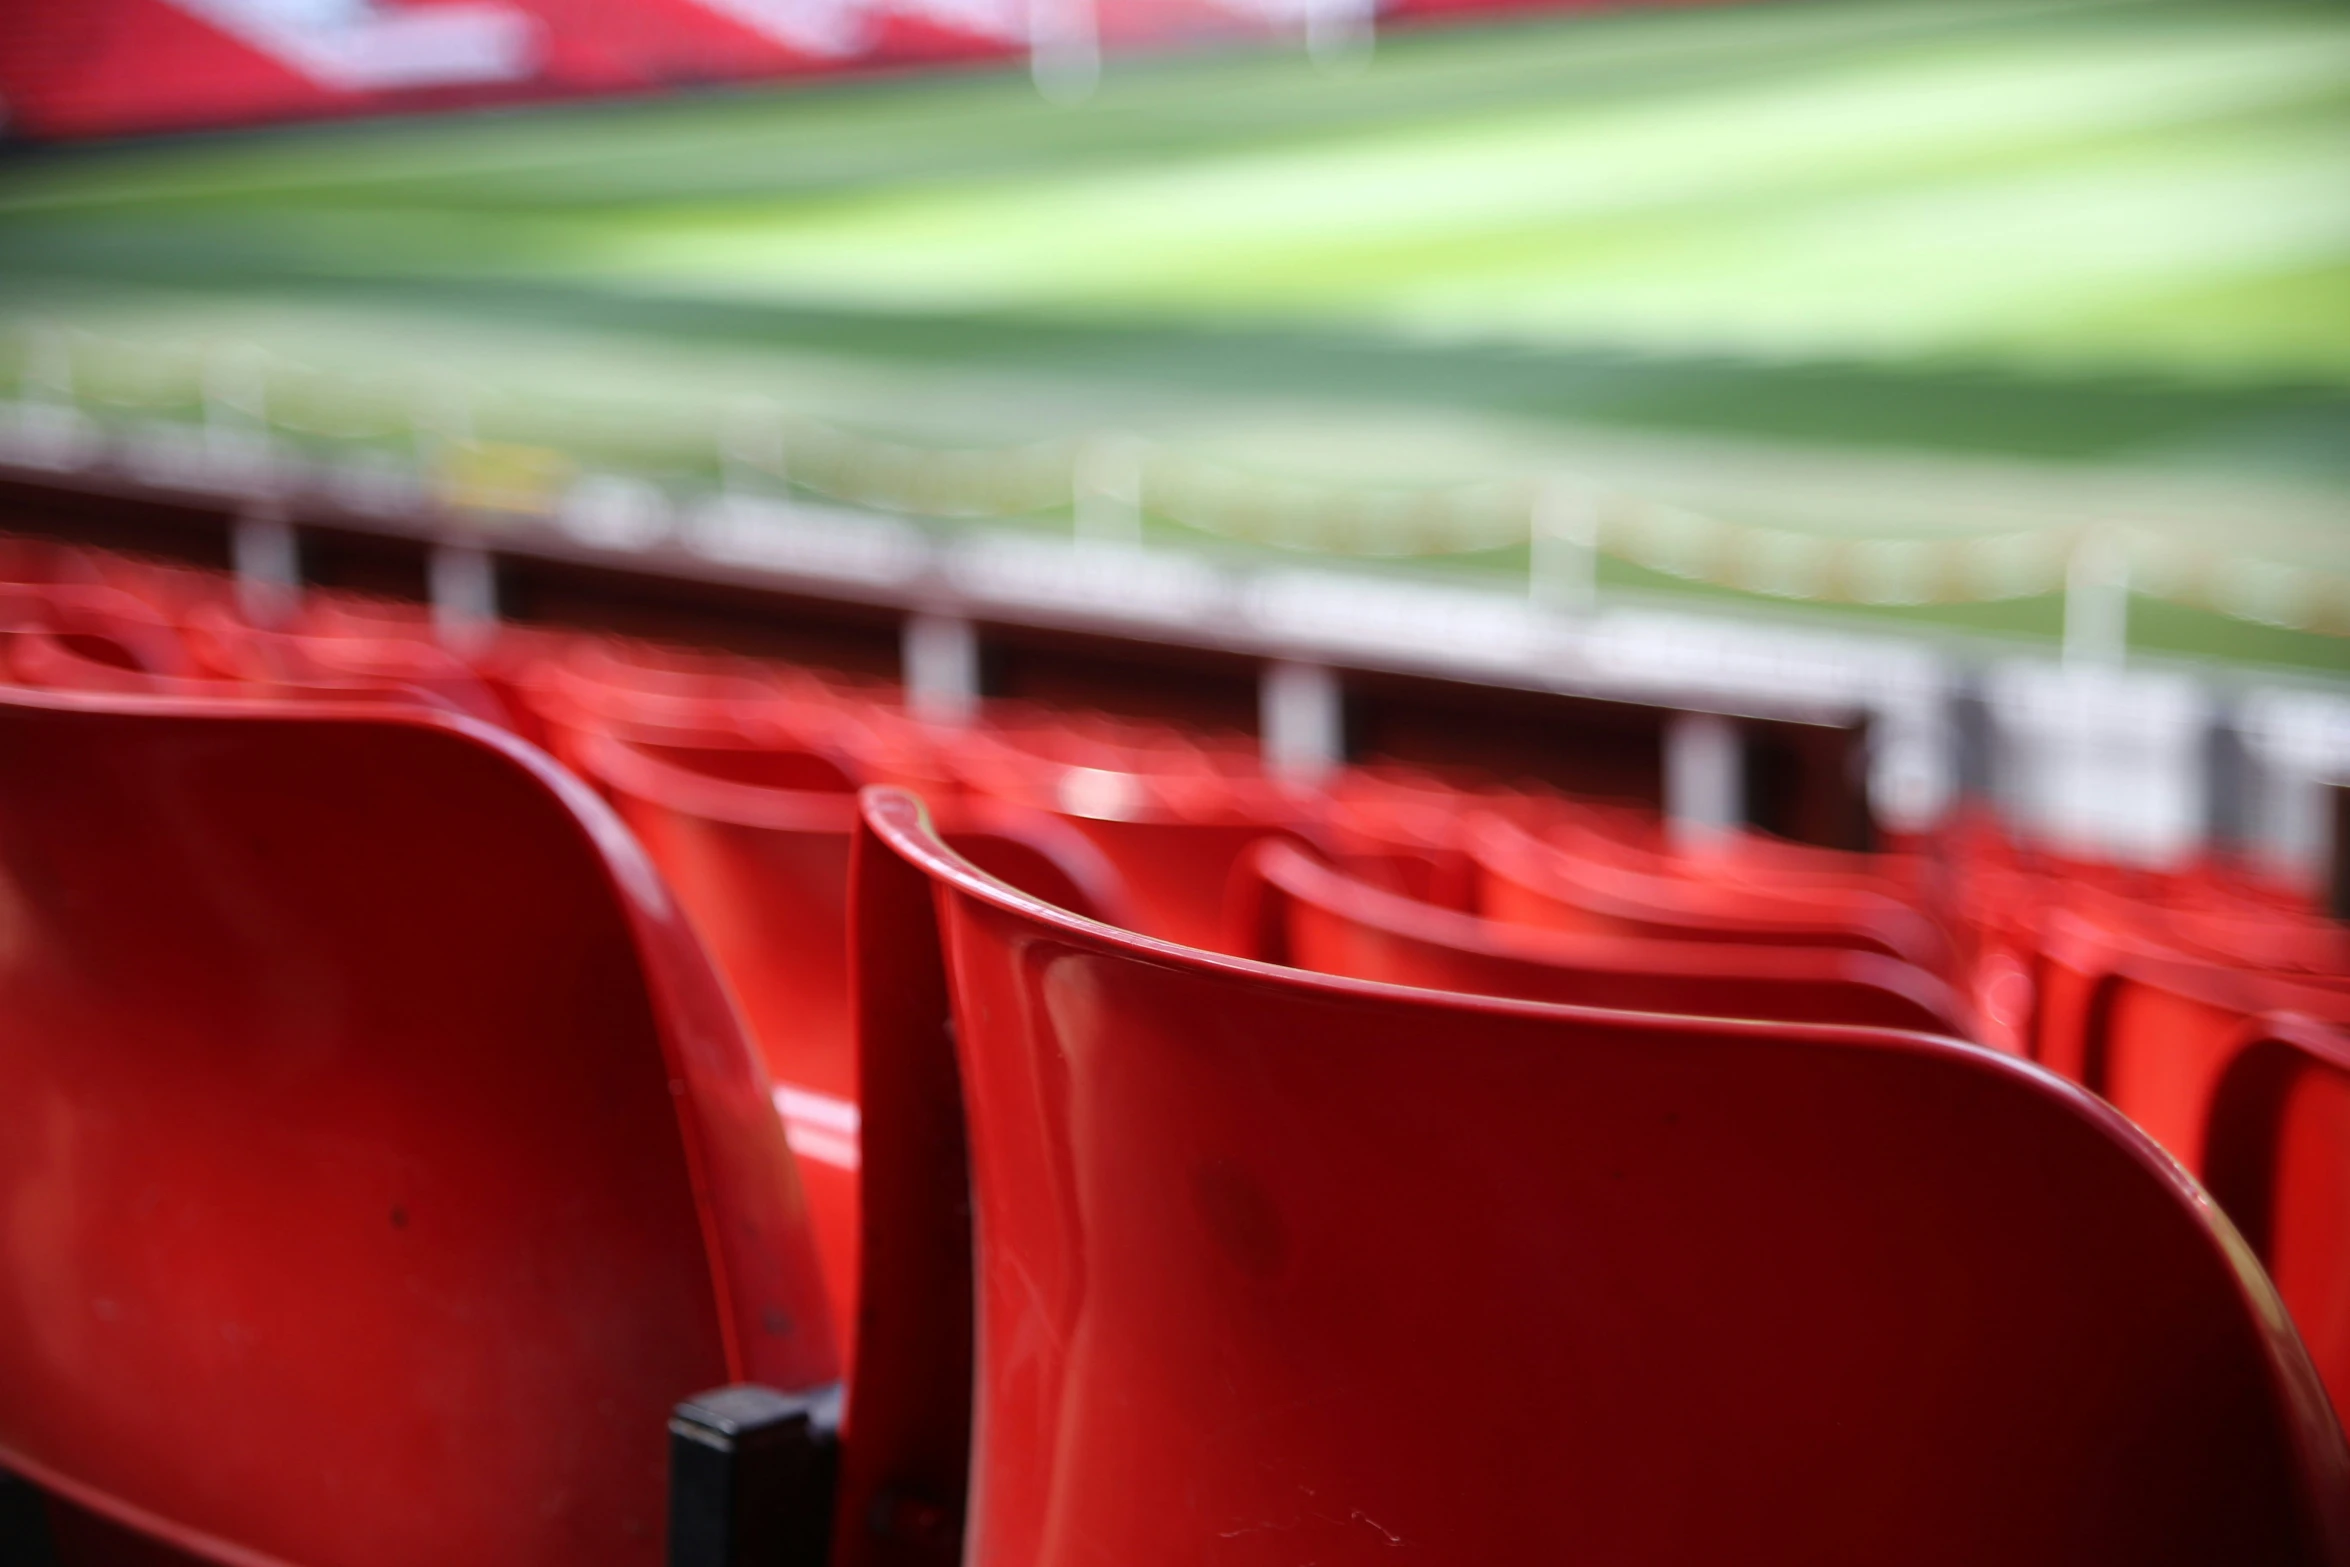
181, 603, 515, 730
1475, 815, 1949, 973
0, 691, 835, 1567
851, 788, 2350, 1567
2207, 1018, 2350, 1437
513, 641, 814, 777
1053, 816, 1295, 952
2030, 906, 2236, 1082
630, 735, 858, 791
5, 631, 268, 698
0, 582, 193, 677
948, 730, 1312, 952
581, 729, 1132, 1364
5, 630, 507, 727
2056, 936, 2350, 1176
587, 728, 1133, 1103
2165, 903, 2350, 977
2096, 970, 2259, 1174
1237, 840, 1964, 1035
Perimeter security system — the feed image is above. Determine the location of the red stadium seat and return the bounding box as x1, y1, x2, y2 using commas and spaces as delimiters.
2035, 911, 2350, 1097
181, 602, 515, 730
1533, 804, 1914, 896
1040, 814, 1297, 953
580, 727, 1133, 1362
300, 597, 568, 748
0, 582, 194, 678
1235, 838, 1966, 1034
826, 705, 969, 803
0, 689, 837, 1567
2, 629, 264, 697
2031, 939, 2350, 1436
1315, 764, 1568, 911
2206, 1015, 2350, 1438
2030, 909, 2180, 1084
2057, 941, 2350, 1174
951, 730, 1312, 952
565, 705, 859, 794
848, 785, 2350, 1567
2052, 949, 2350, 1435
2155, 900, 2350, 977
1318, 802, 1478, 908
1474, 813, 1952, 973
516, 643, 797, 771
4, 628, 500, 725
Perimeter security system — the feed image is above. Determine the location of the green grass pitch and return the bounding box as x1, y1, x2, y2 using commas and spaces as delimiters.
1, 0, 2344, 669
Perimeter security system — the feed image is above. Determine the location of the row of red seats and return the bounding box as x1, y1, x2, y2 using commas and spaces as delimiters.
0, 549, 1988, 1350
1, 538, 2346, 1564
3, 538, 2342, 1206
4, 541, 2344, 1205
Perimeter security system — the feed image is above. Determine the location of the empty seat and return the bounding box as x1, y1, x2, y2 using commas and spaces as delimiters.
1475, 814, 1952, 974
1867, 926, 2350, 1438
1045, 814, 1298, 953
301, 598, 565, 748
2100, 956, 2350, 1174
1316, 765, 1568, 912
2206, 1016, 2350, 1437
4, 629, 496, 723
6, 629, 217, 694
0, 688, 836, 1567
181, 601, 515, 729
951, 748, 1304, 952
848, 785, 2350, 1567
941, 717, 1316, 954
0, 582, 193, 678
2037, 914, 2350, 1119
1236, 838, 1965, 1035
581, 726, 1132, 1361
516, 646, 798, 774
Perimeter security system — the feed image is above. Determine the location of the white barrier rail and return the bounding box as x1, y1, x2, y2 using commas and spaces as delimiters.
2, 413, 2344, 876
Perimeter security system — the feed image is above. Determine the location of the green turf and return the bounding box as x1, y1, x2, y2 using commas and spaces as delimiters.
0, 0, 2344, 666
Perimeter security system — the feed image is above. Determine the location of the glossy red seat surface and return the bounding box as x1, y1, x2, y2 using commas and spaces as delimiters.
946, 727, 1313, 953
2207, 1017, 2350, 1438
2162, 901, 2350, 977
1475, 814, 1951, 973
566, 705, 863, 794
2035, 913, 2350, 1107
4, 631, 497, 725
1049, 815, 1295, 952
2076, 949, 2349, 1161
2023, 941, 2350, 1432
0, 582, 194, 677
581, 728, 1131, 1364
0, 690, 836, 1567
510, 639, 854, 774
1318, 805, 1476, 908
296, 603, 566, 749
180, 602, 515, 730
851, 786, 2350, 1567
1237, 839, 1965, 1034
